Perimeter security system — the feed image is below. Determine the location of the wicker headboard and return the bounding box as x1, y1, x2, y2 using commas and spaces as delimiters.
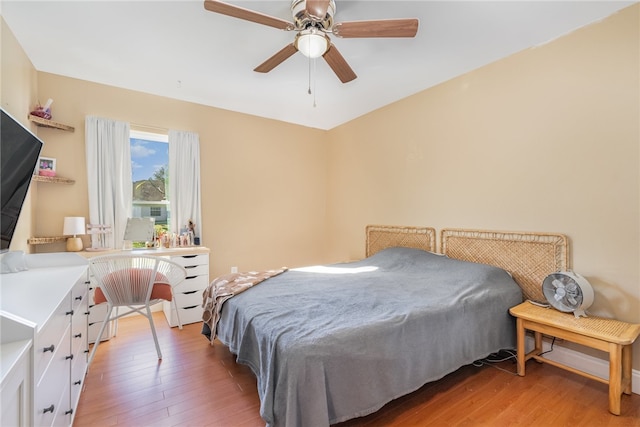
366, 225, 436, 257
441, 228, 569, 302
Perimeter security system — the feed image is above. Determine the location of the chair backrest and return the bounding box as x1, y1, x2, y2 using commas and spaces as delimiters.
89, 255, 187, 306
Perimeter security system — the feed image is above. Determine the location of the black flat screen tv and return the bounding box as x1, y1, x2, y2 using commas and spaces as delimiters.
1, 108, 44, 252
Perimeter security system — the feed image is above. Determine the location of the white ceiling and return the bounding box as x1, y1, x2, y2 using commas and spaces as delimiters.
1, 1, 634, 130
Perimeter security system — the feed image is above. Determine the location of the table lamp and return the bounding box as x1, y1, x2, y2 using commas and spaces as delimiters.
63, 216, 85, 252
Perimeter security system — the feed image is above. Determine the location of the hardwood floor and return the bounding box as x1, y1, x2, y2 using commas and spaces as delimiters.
74, 312, 640, 427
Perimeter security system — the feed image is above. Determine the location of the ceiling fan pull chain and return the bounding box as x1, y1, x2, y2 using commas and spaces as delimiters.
307, 55, 318, 108
313, 57, 317, 108
308, 54, 312, 95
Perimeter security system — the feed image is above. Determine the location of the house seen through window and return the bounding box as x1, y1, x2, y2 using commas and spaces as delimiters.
130, 130, 170, 237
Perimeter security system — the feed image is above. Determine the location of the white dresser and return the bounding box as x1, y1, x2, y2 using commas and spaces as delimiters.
0, 253, 89, 427
79, 247, 210, 342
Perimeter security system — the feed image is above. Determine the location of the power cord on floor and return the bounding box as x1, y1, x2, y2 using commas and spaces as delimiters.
473, 335, 557, 376
472, 349, 519, 375
538, 336, 556, 357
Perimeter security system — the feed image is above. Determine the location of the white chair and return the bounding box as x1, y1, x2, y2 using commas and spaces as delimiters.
87, 254, 187, 366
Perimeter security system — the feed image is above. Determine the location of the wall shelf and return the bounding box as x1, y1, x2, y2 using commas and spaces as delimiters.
27, 236, 67, 245
32, 175, 75, 185
28, 114, 75, 132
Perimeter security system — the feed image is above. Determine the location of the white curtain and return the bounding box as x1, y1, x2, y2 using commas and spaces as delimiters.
85, 116, 132, 249
168, 130, 202, 242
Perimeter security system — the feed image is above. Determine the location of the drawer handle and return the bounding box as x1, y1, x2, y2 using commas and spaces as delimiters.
85, 311, 90, 316
75, 295, 83, 301
182, 255, 197, 259
183, 290, 198, 295
183, 305, 199, 310
65, 409, 74, 415
74, 333, 82, 338
85, 280, 91, 284
74, 380, 82, 386
186, 275, 198, 280
66, 354, 74, 360
66, 309, 74, 316
43, 405, 55, 414
43, 345, 55, 353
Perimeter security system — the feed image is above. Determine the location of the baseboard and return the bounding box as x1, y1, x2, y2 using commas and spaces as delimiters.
525, 335, 640, 395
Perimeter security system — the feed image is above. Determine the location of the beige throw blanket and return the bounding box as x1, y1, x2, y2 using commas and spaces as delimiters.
202, 268, 288, 344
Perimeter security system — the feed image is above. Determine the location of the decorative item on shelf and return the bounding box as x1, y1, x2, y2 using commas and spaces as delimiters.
187, 219, 199, 245
37, 156, 56, 177
30, 98, 53, 120
86, 224, 112, 252
63, 216, 85, 252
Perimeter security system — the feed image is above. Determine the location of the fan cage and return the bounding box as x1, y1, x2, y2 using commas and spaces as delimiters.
542, 271, 594, 315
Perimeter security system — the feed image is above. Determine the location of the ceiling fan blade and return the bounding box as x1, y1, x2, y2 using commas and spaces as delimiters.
306, 0, 330, 20
333, 19, 419, 38
204, 0, 294, 30
323, 44, 357, 83
254, 44, 299, 73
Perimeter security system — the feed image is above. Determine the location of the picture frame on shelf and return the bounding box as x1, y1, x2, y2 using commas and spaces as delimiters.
38, 156, 56, 177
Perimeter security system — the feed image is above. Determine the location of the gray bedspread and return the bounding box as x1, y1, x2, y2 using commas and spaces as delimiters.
214, 247, 523, 427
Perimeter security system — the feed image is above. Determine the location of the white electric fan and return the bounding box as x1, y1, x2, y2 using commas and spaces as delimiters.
542, 272, 594, 318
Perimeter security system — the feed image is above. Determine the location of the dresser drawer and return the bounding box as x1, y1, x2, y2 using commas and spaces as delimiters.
88, 320, 113, 344
87, 286, 113, 343
183, 264, 208, 278
163, 303, 203, 327
71, 278, 88, 313
72, 281, 88, 353
49, 380, 71, 427
71, 313, 86, 361
176, 305, 203, 324
174, 289, 204, 308
171, 254, 208, 268
34, 299, 71, 384
177, 274, 209, 292
33, 327, 71, 427
70, 339, 87, 419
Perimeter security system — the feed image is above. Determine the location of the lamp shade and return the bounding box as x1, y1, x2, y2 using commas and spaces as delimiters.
63, 217, 85, 237
295, 29, 329, 58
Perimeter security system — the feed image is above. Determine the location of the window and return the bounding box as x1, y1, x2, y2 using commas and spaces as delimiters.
130, 130, 169, 234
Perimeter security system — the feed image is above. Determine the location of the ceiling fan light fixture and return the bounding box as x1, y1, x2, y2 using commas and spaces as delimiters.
296, 28, 329, 58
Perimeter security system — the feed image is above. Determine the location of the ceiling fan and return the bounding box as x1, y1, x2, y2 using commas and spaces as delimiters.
203, 0, 419, 83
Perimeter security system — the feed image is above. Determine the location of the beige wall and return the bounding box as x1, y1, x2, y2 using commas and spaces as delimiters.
327, 5, 639, 366
1, 18, 40, 252
3, 5, 639, 370
32, 73, 330, 275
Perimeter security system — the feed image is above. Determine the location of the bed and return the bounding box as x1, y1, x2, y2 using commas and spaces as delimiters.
203, 225, 568, 427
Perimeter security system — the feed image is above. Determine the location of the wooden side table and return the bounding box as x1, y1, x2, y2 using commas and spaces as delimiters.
509, 301, 640, 415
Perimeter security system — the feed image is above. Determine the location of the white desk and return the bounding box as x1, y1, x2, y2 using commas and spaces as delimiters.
76, 247, 210, 340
